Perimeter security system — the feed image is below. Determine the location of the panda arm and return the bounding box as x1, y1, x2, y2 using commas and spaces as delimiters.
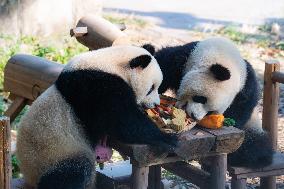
100, 79, 177, 148
56, 69, 177, 148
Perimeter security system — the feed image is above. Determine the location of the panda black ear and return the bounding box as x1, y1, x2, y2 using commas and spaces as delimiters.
130, 55, 152, 69
210, 64, 231, 81
142, 44, 155, 55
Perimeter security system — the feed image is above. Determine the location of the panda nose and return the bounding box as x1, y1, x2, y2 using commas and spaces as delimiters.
191, 113, 197, 121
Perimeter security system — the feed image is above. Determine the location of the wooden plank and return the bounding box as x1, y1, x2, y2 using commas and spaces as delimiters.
233, 168, 284, 179
0, 117, 11, 189
131, 165, 149, 189
111, 127, 244, 167
174, 128, 216, 159
162, 161, 210, 188
229, 152, 284, 175
4, 96, 27, 122
262, 60, 280, 150
199, 126, 245, 153
148, 165, 161, 189
271, 71, 284, 84
70, 27, 88, 37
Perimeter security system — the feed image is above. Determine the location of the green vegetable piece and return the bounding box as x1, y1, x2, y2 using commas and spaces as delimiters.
223, 118, 236, 126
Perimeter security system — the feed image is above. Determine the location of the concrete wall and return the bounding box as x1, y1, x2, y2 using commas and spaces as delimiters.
0, 0, 102, 36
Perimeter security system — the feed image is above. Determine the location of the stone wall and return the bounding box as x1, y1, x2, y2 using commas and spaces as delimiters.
0, 0, 102, 36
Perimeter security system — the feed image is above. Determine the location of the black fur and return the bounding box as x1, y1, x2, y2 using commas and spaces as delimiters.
224, 61, 260, 129
154, 42, 199, 93
225, 61, 273, 168
142, 44, 155, 55
210, 64, 231, 81
38, 155, 94, 189
228, 128, 273, 168
192, 95, 207, 104
55, 69, 177, 149
129, 55, 152, 69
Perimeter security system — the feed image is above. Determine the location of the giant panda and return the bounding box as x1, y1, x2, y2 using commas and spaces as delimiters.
16, 45, 177, 189
144, 37, 273, 168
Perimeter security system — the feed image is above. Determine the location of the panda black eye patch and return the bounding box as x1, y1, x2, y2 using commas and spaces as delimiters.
129, 55, 152, 69
147, 84, 155, 95
192, 95, 207, 104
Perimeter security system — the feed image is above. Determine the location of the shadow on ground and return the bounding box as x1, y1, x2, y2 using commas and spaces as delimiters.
104, 8, 238, 30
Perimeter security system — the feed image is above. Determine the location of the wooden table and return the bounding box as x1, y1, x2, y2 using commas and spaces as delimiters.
11, 126, 244, 189
104, 126, 244, 189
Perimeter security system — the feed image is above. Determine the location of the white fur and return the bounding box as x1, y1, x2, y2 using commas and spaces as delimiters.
17, 86, 95, 186
16, 45, 163, 187
176, 37, 247, 120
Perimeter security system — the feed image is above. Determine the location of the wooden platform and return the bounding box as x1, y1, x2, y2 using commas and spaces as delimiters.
110, 126, 244, 167
229, 152, 284, 179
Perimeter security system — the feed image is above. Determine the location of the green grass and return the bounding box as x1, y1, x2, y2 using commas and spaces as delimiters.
0, 34, 88, 90
276, 41, 284, 50
12, 155, 21, 178
217, 25, 248, 44
103, 14, 148, 28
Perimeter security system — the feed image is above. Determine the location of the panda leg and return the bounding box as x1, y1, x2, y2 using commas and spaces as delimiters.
228, 110, 273, 168
37, 154, 95, 189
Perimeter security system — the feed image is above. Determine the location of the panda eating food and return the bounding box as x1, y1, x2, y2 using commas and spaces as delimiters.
145, 37, 273, 168
16, 45, 177, 189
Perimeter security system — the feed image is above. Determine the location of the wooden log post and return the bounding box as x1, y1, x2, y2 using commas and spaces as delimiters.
0, 117, 11, 189
4, 96, 27, 123
260, 60, 280, 189
4, 54, 64, 102
201, 154, 227, 189
131, 165, 149, 189
148, 165, 161, 189
71, 15, 125, 50
231, 178, 247, 189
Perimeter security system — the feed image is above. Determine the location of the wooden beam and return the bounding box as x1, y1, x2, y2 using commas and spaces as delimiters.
162, 161, 210, 188
0, 117, 11, 189
70, 27, 88, 37
272, 71, 284, 84
4, 96, 27, 123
